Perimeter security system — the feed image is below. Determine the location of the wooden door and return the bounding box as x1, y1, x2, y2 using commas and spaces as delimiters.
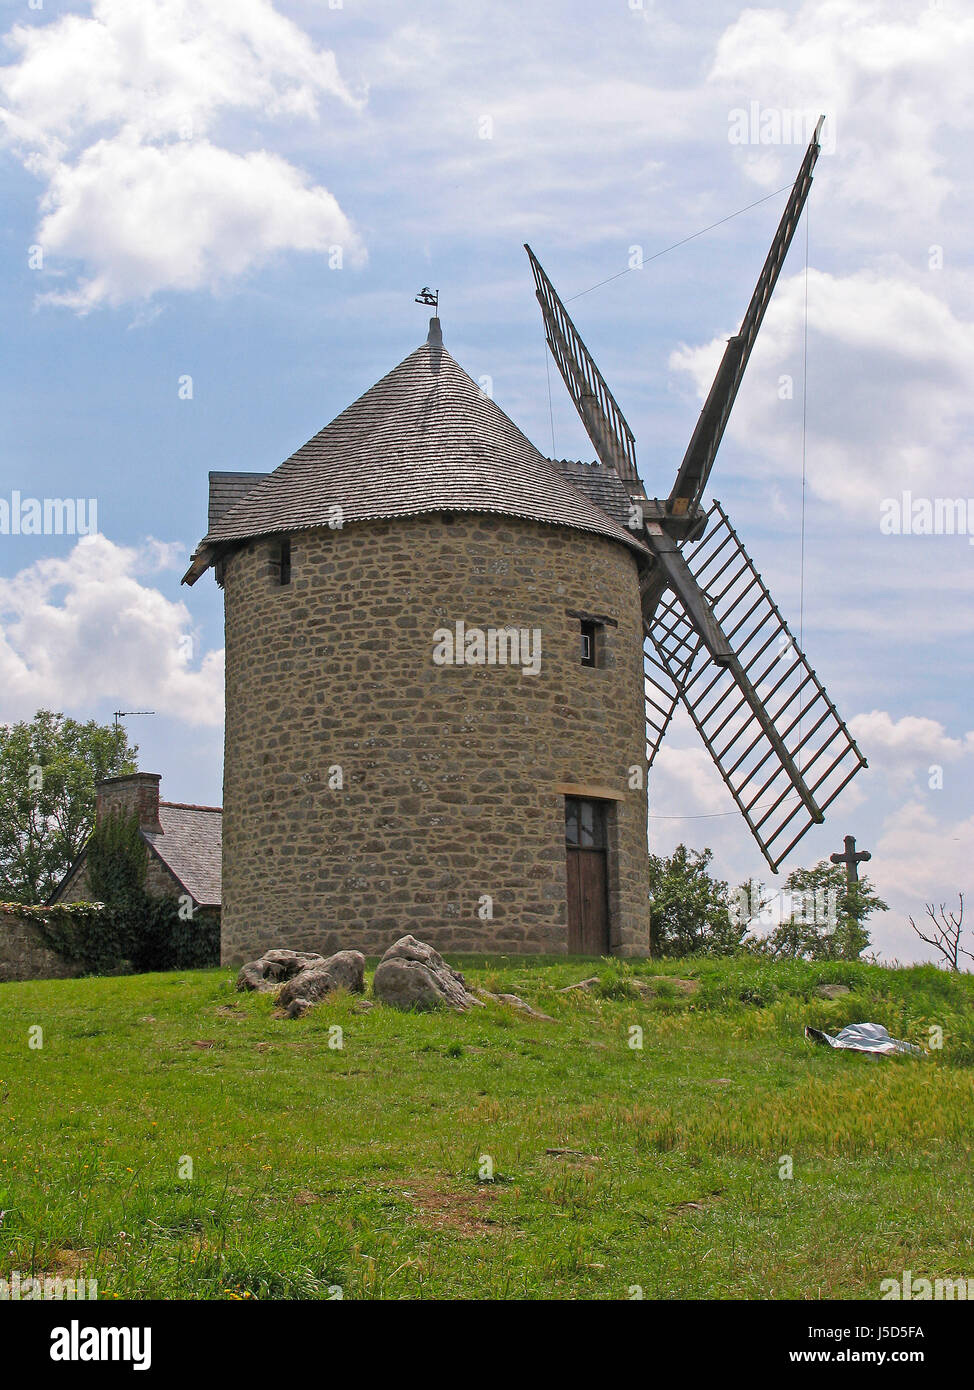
565, 798, 609, 955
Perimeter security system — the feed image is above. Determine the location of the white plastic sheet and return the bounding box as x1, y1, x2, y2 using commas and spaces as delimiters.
804, 1022, 921, 1056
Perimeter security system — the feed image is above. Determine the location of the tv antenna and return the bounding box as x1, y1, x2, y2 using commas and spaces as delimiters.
113, 710, 155, 732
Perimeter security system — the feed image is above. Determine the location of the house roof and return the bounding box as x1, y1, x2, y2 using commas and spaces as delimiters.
143, 802, 222, 908
183, 323, 648, 584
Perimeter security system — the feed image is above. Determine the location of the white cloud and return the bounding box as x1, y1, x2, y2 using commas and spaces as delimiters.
35, 136, 362, 311
0, 534, 223, 725
868, 798, 973, 964
669, 268, 974, 512
709, 0, 974, 223
850, 710, 974, 770
0, 0, 364, 309
652, 737, 733, 822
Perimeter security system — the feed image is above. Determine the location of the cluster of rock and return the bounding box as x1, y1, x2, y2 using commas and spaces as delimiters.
236, 934, 483, 1017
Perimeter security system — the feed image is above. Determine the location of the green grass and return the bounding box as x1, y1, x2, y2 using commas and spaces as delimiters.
1, 954, 972, 1300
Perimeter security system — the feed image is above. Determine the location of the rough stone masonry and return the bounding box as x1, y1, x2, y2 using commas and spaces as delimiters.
220, 512, 651, 964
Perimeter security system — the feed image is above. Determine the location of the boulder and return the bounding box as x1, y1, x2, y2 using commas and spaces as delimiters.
478, 989, 555, 1021
277, 950, 366, 1008
236, 949, 326, 993
372, 935, 483, 1012
645, 975, 700, 996
815, 983, 851, 999
558, 976, 600, 994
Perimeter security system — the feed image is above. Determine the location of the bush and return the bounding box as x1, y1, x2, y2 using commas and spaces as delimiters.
13, 897, 219, 975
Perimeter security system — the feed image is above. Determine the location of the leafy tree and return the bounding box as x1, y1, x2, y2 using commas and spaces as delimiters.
648, 844, 747, 957
755, 860, 887, 962
0, 710, 137, 903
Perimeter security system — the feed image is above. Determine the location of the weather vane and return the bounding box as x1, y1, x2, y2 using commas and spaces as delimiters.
415, 287, 438, 310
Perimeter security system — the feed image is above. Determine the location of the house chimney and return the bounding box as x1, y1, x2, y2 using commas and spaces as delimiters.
95, 773, 163, 833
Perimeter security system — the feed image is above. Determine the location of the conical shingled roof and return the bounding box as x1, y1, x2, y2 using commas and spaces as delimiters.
183, 325, 647, 584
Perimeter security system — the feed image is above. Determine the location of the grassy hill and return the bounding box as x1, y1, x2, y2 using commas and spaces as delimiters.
1, 954, 971, 1300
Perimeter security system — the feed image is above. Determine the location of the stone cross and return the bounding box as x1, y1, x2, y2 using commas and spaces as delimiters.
830, 834, 871, 890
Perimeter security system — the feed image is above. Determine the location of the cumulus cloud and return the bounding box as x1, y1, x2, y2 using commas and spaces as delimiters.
850, 711, 974, 771
0, 0, 365, 310
652, 737, 733, 822
0, 534, 223, 725
709, 0, 974, 223
36, 137, 362, 311
867, 798, 974, 962
669, 268, 974, 513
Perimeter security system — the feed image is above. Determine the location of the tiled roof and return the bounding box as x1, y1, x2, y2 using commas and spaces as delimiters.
550, 460, 636, 531
143, 802, 222, 908
209, 471, 269, 531
183, 329, 647, 583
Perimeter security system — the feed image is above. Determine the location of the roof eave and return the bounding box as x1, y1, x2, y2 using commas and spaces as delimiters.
181, 546, 213, 587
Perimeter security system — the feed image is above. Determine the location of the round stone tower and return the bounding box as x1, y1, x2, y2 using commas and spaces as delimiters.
184, 320, 652, 962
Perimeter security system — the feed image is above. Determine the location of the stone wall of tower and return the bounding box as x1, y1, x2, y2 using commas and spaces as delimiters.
220, 512, 651, 963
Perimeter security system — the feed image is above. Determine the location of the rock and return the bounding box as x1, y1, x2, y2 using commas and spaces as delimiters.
478, 989, 555, 1021
277, 950, 366, 1008
815, 983, 851, 999
236, 949, 326, 993
558, 976, 600, 993
285, 997, 313, 1019
372, 935, 483, 1012
645, 976, 700, 996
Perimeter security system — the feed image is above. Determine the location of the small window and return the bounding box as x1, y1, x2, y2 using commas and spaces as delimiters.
580, 619, 597, 667
276, 538, 291, 586
565, 797, 606, 849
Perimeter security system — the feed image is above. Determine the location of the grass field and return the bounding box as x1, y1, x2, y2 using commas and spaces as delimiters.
1, 954, 972, 1300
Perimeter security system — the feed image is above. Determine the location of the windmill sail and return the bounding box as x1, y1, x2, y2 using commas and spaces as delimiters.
526, 120, 865, 871
644, 500, 867, 871
668, 116, 825, 519
524, 244, 642, 488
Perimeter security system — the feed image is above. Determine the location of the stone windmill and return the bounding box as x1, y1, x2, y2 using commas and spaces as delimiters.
183, 117, 864, 965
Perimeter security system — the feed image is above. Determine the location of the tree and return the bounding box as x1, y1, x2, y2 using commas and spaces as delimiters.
755, 860, 887, 961
0, 710, 138, 903
908, 895, 972, 972
648, 844, 746, 956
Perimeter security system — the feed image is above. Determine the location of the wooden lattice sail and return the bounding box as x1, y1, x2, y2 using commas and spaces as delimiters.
526, 116, 867, 872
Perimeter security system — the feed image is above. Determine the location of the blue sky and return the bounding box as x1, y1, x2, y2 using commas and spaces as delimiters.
1, 0, 972, 961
